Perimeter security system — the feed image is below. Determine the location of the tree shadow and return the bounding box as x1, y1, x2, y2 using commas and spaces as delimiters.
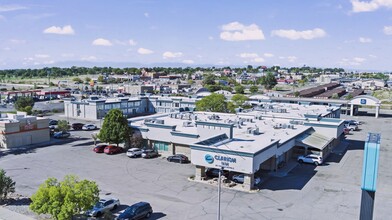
0, 137, 90, 157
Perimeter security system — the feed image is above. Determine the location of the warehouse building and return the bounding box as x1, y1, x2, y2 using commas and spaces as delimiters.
0, 113, 50, 149
129, 103, 344, 190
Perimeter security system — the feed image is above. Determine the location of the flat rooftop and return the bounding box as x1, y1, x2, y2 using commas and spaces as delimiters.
129, 108, 341, 154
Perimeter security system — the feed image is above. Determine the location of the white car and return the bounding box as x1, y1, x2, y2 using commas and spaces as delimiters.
297, 154, 323, 166
232, 174, 262, 185
126, 148, 143, 158
86, 198, 120, 217
82, 124, 97, 130
344, 122, 358, 131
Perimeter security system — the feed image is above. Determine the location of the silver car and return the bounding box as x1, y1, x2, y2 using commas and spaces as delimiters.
86, 198, 120, 217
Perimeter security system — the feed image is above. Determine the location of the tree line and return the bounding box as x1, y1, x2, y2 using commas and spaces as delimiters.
0, 66, 351, 79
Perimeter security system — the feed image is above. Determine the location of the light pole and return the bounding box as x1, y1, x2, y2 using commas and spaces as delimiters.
47, 69, 51, 102
217, 168, 223, 220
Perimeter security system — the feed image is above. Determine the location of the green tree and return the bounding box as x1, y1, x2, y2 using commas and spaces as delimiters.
98, 109, 131, 147
30, 175, 99, 220
234, 85, 245, 94
231, 94, 249, 107
345, 93, 353, 100
0, 169, 15, 202
249, 85, 258, 94
57, 120, 69, 132
97, 75, 105, 83
202, 74, 216, 86
294, 91, 300, 97
15, 96, 34, 113
261, 72, 277, 90
196, 93, 228, 112
72, 77, 83, 83
85, 77, 92, 84
331, 93, 339, 99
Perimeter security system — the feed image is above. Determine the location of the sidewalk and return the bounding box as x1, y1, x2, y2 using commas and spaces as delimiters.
0, 206, 35, 220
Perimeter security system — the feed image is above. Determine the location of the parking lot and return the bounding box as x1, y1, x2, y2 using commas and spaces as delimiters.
1, 114, 392, 220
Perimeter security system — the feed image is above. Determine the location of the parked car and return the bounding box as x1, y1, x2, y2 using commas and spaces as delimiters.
116, 202, 153, 220
126, 148, 143, 158
71, 122, 85, 130
141, 149, 159, 158
86, 198, 120, 217
297, 154, 323, 165
345, 120, 362, 125
167, 154, 190, 163
93, 144, 108, 153
53, 131, 70, 139
232, 174, 262, 185
345, 122, 358, 131
206, 168, 229, 178
82, 124, 97, 130
49, 120, 58, 126
343, 127, 350, 135
104, 145, 123, 155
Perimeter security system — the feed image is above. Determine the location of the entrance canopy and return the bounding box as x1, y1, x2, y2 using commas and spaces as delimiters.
349, 95, 381, 107
296, 132, 333, 150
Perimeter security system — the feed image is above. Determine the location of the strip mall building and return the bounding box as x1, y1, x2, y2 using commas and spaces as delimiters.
129, 102, 345, 190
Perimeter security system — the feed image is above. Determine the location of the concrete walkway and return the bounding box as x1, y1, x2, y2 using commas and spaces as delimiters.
269, 159, 299, 177
0, 207, 35, 220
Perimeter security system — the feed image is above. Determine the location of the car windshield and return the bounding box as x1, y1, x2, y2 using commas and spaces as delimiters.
94, 202, 104, 208
125, 206, 137, 214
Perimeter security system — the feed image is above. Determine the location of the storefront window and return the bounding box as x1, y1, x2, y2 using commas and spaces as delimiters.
153, 142, 168, 151
105, 104, 112, 110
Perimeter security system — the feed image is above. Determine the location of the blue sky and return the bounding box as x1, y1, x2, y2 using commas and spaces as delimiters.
0, 0, 392, 70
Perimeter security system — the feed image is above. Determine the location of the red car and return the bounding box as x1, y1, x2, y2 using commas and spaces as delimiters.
93, 144, 108, 153
104, 145, 123, 155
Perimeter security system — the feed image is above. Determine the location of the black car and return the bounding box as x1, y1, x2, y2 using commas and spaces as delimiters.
71, 123, 85, 130
49, 120, 58, 126
141, 149, 159, 159
167, 154, 190, 164
116, 202, 153, 220
206, 168, 229, 178
53, 131, 71, 139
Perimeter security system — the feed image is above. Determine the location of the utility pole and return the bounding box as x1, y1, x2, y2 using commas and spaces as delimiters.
217, 168, 223, 220
47, 69, 51, 102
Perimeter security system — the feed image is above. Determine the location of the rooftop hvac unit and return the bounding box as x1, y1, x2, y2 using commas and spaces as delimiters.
144, 118, 154, 124
282, 124, 287, 129
155, 119, 164, 124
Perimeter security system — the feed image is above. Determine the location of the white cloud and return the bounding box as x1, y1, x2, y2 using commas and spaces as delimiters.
163, 51, 183, 59
369, 54, 377, 58
264, 53, 274, 57
0, 5, 27, 12
129, 39, 137, 46
271, 28, 326, 40
81, 56, 97, 61
144, 12, 149, 18
353, 57, 366, 62
208, 36, 214, 40
220, 22, 265, 41
287, 56, 298, 62
35, 54, 50, 58
0, 15, 5, 21
339, 57, 366, 66
182, 59, 194, 64
92, 38, 112, 46
43, 60, 55, 64
251, 57, 265, 63
137, 48, 154, 55
239, 53, 259, 58
3, 47, 11, 51
359, 37, 372, 43
43, 25, 75, 35
351, 0, 392, 13
383, 26, 392, 35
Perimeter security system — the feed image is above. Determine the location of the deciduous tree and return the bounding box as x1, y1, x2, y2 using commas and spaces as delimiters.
98, 109, 131, 147
30, 175, 99, 220
0, 169, 15, 202
196, 93, 228, 112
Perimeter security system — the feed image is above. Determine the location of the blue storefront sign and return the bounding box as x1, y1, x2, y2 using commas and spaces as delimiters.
204, 154, 214, 164
360, 99, 367, 105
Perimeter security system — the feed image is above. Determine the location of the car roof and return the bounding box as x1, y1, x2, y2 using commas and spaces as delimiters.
132, 202, 150, 207
128, 148, 141, 151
